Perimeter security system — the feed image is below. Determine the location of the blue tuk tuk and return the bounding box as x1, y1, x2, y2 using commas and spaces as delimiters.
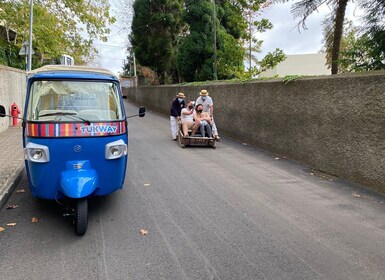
0, 65, 145, 235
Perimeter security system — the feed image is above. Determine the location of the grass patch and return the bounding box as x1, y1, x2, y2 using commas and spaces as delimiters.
282, 75, 316, 84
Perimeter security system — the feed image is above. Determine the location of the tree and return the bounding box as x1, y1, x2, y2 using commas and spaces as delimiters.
258, 48, 286, 73
110, 0, 135, 35
320, 0, 385, 72
177, 0, 256, 81
130, 0, 286, 82
273, 0, 350, 74
0, 0, 115, 68
130, 0, 184, 84
216, 28, 245, 78
177, 0, 215, 82
216, 0, 285, 79
338, 32, 385, 71
321, 18, 358, 72
359, 0, 385, 31
240, 1, 269, 77
351, 0, 385, 70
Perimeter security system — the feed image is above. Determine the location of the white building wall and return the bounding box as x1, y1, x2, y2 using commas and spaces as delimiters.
259, 53, 330, 78
0, 66, 26, 132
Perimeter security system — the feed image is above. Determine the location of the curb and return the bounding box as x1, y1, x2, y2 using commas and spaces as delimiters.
0, 161, 25, 211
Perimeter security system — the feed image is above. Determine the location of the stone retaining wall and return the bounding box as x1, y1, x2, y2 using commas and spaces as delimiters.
126, 71, 385, 194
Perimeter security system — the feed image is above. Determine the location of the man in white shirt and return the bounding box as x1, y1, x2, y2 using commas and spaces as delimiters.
195, 89, 220, 140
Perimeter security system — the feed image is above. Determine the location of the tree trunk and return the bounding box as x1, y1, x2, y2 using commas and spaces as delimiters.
331, 0, 349, 74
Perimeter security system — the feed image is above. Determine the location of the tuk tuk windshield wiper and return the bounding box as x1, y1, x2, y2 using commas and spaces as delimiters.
38, 111, 91, 125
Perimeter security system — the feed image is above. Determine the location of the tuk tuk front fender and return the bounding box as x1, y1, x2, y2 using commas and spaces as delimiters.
59, 161, 99, 199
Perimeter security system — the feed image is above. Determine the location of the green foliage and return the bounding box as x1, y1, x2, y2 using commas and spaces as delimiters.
313, 0, 385, 74
176, 0, 214, 82
321, 2, 385, 73
177, 31, 213, 82
217, 0, 246, 39
282, 75, 303, 84
184, 0, 213, 33
254, 18, 273, 33
216, 29, 245, 79
130, 0, 152, 66
130, 0, 184, 83
282, 75, 315, 83
321, 18, 358, 73
257, 48, 286, 74
274, 0, 351, 74
0, 38, 24, 69
0, 0, 115, 69
177, 75, 278, 86
130, 0, 285, 83
342, 0, 385, 71
338, 30, 385, 71
239, 1, 275, 78
359, 0, 385, 30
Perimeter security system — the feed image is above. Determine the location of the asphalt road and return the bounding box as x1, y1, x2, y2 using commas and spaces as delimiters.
1, 101, 385, 280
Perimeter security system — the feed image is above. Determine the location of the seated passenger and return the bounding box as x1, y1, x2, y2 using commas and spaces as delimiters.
194, 104, 212, 138
181, 101, 200, 137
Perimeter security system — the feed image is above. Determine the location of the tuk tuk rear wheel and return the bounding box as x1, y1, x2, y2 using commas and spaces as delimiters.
74, 199, 88, 236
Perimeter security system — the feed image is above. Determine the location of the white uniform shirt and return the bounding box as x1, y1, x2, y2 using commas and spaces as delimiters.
195, 96, 213, 113
181, 108, 194, 123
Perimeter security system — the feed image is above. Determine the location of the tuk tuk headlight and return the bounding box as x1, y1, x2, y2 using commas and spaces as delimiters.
24, 143, 50, 163
105, 140, 127, 160
31, 149, 43, 160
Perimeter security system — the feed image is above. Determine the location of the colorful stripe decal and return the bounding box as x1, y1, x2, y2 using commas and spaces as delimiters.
26, 121, 126, 137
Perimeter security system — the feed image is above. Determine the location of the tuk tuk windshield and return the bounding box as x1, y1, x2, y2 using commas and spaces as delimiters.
26, 80, 123, 122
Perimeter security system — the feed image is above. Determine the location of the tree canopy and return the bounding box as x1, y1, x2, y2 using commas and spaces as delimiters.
274, 0, 385, 74
273, 0, 351, 74
177, 0, 218, 82
129, 0, 285, 83
130, 0, 184, 84
0, 0, 115, 68
319, 0, 385, 72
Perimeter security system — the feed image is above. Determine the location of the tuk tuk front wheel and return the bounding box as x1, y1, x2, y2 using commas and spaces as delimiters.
74, 199, 88, 236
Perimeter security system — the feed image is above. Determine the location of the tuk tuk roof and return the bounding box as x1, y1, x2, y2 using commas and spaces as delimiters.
28, 65, 118, 81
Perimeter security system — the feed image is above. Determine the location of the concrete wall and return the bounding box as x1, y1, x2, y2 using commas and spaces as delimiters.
0, 66, 26, 133
127, 71, 385, 194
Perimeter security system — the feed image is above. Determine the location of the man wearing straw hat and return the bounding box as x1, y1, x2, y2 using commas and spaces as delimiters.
170, 92, 186, 140
195, 89, 220, 140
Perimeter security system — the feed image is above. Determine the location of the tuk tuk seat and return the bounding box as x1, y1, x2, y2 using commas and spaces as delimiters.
78, 109, 117, 121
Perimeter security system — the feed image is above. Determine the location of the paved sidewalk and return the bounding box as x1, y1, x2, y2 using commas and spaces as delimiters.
0, 127, 24, 210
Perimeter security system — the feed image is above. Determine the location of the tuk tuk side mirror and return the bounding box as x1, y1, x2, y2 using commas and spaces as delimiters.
139, 106, 146, 117
0, 105, 6, 117
126, 106, 146, 119
0, 104, 24, 121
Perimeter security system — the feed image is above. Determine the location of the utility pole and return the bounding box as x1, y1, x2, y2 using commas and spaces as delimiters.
133, 53, 137, 87
247, 10, 252, 78
212, 0, 218, 80
28, 0, 33, 71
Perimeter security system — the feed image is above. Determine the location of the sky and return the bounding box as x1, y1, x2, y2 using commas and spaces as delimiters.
91, 0, 132, 75
258, 2, 362, 57
95, 1, 363, 75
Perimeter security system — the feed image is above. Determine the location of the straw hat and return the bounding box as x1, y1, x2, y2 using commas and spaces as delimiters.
176, 92, 186, 98
199, 89, 209, 96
